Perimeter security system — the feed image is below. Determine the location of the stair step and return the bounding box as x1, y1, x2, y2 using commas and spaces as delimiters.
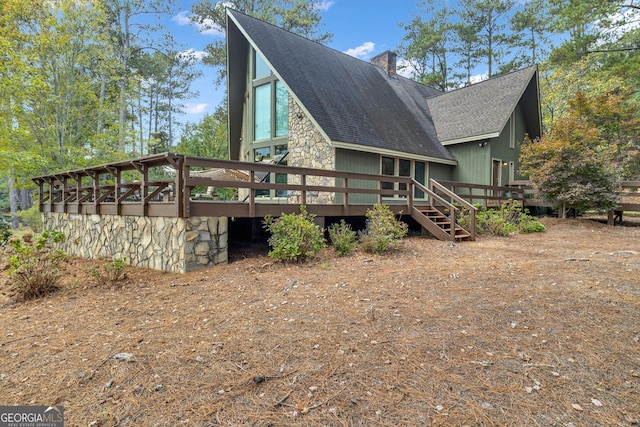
412, 205, 473, 242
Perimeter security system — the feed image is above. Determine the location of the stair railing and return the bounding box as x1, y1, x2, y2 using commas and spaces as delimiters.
411, 179, 459, 240
430, 179, 477, 241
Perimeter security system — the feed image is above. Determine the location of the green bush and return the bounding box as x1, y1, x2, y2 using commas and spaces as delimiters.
518, 214, 546, 233
328, 220, 358, 256
458, 202, 545, 236
359, 204, 408, 254
263, 206, 326, 262
18, 205, 43, 232
8, 230, 66, 300
92, 257, 127, 286
0, 221, 12, 246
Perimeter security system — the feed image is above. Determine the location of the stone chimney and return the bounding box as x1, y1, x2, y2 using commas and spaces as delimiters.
370, 50, 397, 78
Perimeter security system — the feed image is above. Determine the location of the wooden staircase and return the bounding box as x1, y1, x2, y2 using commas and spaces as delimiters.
410, 179, 477, 242
412, 206, 473, 241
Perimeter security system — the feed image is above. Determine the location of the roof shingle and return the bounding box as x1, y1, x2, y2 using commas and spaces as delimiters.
227, 9, 538, 160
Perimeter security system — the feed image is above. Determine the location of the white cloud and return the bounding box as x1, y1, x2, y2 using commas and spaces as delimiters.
184, 103, 209, 114
173, 10, 191, 26
177, 48, 209, 62
470, 73, 489, 84
396, 58, 416, 79
596, 8, 640, 41
314, 1, 335, 12
344, 42, 375, 59
173, 10, 225, 37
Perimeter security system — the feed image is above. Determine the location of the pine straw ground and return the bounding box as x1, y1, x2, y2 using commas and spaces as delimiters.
0, 217, 639, 427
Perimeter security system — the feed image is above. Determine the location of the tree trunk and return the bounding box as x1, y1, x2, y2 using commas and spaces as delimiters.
8, 174, 20, 229
20, 188, 32, 210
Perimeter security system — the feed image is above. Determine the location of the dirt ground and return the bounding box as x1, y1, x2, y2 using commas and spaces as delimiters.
0, 216, 638, 426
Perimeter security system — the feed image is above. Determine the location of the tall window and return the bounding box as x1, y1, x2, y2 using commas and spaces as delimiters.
252, 50, 289, 149
251, 49, 289, 197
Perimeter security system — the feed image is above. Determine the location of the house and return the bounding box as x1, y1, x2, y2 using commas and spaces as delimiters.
32, 9, 544, 274
226, 9, 541, 204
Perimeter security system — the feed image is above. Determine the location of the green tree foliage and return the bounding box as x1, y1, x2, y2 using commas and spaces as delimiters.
398, 1, 455, 91
175, 101, 228, 159
520, 91, 640, 216
547, 0, 640, 94
0, 0, 119, 178
510, 0, 552, 65
460, 0, 516, 77
190, 0, 332, 83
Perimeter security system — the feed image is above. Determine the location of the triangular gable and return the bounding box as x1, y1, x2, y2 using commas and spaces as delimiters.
427, 66, 541, 145
226, 9, 457, 163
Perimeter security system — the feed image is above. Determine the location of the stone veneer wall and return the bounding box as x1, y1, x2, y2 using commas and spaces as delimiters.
43, 212, 228, 273
287, 98, 336, 204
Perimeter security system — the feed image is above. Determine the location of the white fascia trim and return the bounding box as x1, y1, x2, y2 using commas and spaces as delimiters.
440, 132, 501, 146
332, 141, 458, 166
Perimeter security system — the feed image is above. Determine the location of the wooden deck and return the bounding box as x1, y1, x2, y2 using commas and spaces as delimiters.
33, 153, 487, 241
509, 179, 640, 224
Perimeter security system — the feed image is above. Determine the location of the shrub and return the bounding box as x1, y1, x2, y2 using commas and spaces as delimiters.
359, 204, 408, 254
458, 202, 545, 236
328, 220, 358, 256
18, 205, 43, 232
8, 230, 66, 300
0, 221, 12, 246
263, 206, 326, 262
92, 257, 127, 286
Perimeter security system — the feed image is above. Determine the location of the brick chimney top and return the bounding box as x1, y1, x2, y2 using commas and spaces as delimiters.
370, 50, 397, 78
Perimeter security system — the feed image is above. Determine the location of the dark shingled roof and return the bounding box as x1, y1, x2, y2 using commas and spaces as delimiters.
426, 66, 539, 144
227, 9, 539, 161
227, 9, 455, 162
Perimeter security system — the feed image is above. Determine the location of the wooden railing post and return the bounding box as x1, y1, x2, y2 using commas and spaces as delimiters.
249, 170, 256, 217
343, 177, 349, 216
92, 172, 100, 214
177, 157, 186, 218
301, 174, 307, 206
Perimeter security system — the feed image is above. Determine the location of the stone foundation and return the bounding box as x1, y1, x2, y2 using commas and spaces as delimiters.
43, 213, 228, 273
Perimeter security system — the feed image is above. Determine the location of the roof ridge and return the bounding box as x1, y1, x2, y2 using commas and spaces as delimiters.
431, 65, 538, 98
228, 8, 445, 94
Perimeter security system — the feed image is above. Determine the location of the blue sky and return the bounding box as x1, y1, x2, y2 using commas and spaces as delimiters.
168, 0, 433, 126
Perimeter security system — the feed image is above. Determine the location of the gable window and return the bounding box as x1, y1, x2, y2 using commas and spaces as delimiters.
381, 156, 427, 199
251, 49, 289, 197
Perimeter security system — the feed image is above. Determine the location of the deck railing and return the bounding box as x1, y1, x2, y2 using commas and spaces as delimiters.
437, 180, 526, 207
34, 153, 426, 219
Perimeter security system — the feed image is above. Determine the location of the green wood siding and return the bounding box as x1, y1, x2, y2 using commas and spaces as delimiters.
335, 148, 380, 204
447, 104, 529, 186
490, 105, 526, 185
448, 142, 491, 185
428, 162, 454, 182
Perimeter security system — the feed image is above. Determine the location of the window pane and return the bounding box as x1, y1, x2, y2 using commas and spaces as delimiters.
274, 144, 288, 164
398, 159, 410, 191
275, 81, 289, 137
254, 51, 270, 79
414, 161, 425, 198
254, 147, 271, 196
381, 157, 395, 193
254, 85, 271, 140
382, 157, 395, 175
254, 147, 271, 162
